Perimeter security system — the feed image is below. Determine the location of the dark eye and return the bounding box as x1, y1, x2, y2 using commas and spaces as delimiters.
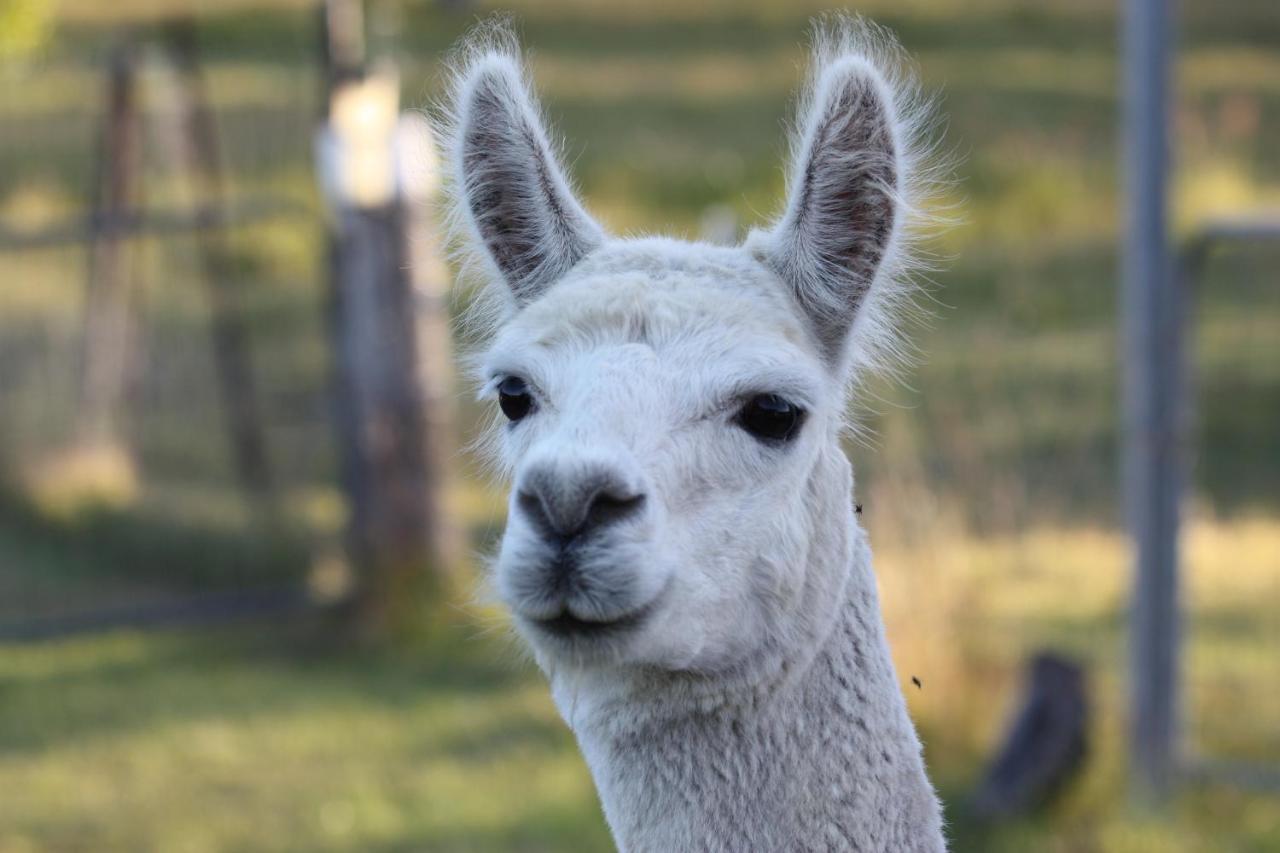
497, 376, 535, 422
736, 394, 805, 444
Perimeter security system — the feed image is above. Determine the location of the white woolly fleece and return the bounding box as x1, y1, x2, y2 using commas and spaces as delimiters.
435, 14, 949, 852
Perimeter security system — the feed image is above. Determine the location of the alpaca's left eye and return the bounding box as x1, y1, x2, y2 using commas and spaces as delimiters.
737, 394, 804, 444
498, 376, 535, 421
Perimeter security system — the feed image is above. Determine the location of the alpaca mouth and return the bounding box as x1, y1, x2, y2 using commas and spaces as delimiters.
528, 578, 670, 641
531, 599, 656, 639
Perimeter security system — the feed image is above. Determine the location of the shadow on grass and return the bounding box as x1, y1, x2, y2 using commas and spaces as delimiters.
0, 484, 312, 591
0, 620, 534, 758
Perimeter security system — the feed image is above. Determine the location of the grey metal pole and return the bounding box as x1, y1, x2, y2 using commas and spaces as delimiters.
1122, 0, 1181, 803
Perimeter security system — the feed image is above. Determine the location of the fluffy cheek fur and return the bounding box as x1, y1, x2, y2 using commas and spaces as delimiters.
625, 422, 833, 672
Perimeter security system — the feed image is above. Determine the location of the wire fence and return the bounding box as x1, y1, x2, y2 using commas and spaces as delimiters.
0, 7, 335, 636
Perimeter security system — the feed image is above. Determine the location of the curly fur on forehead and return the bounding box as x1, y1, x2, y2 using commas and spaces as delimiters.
485, 238, 824, 395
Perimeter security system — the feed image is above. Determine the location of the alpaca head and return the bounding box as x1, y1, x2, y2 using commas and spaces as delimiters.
444, 19, 930, 673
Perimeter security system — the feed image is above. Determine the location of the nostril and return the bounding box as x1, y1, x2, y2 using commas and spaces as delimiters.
516, 467, 646, 542
516, 487, 563, 543
516, 488, 545, 522
585, 491, 646, 532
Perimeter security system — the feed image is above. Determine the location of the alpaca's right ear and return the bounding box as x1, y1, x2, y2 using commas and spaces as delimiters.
452, 51, 604, 304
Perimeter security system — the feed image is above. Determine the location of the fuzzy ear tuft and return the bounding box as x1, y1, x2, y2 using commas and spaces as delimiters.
447, 31, 604, 305
761, 20, 919, 369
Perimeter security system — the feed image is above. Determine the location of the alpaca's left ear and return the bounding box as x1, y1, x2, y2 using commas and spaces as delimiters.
761, 56, 901, 365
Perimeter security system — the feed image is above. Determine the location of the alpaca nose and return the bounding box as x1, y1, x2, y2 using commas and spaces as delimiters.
516, 463, 646, 543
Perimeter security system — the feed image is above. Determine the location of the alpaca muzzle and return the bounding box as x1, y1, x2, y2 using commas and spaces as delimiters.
498, 456, 666, 650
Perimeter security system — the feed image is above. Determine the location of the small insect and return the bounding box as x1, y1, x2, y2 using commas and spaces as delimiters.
911, 676, 922, 690
855, 503, 863, 516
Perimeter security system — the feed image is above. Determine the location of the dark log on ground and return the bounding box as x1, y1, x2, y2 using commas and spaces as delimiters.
970, 651, 1088, 820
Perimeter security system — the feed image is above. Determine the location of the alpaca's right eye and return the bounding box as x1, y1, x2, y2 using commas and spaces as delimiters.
498, 376, 535, 422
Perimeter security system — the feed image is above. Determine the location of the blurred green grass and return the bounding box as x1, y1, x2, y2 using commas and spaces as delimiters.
0, 624, 615, 852
1, 518, 1277, 852
1, 0, 1278, 850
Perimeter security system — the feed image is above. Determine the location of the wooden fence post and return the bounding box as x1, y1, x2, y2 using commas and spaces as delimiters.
164, 19, 275, 502
320, 0, 455, 636
396, 112, 464, 577
78, 40, 143, 454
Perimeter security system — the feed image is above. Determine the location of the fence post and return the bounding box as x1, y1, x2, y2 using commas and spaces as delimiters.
78, 40, 143, 454
1122, 0, 1181, 803
396, 113, 464, 576
320, 0, 453, 636
164, 19, 275, 502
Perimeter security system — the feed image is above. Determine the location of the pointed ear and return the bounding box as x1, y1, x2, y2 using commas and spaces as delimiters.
452, 50, 604, 304
762, 53, 903, 365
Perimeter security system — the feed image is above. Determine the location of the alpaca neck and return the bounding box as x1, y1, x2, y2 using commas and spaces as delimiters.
557, 529, 946, 852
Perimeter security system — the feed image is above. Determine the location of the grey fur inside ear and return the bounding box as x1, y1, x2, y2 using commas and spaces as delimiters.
766, 60, 900, 364
458, 57, 604, 303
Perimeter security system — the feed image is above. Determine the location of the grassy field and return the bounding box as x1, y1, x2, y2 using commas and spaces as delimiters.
1, 0, 1278, 850
1, 517, 1277, 852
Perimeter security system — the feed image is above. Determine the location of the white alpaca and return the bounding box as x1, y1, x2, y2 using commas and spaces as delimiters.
441, 16, 947, 852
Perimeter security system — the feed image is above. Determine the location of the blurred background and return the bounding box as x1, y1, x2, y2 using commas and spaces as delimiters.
0, 0, 1277, 850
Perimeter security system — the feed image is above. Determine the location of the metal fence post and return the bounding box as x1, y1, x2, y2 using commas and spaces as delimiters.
1122, 0, 1181, 803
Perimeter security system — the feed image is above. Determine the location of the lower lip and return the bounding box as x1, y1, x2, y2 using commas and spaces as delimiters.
529, 580, 670, 640
531, 603, 653, 639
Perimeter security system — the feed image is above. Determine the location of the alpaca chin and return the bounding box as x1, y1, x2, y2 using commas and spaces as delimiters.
496, 522, 675, 668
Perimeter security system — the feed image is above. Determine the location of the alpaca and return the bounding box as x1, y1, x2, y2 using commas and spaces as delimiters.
441, 16, 947, 852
